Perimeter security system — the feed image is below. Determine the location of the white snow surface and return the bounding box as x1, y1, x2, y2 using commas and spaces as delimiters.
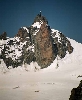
32, 22, 41, 28
22, 27, 29, 33
32, 20, 43, 28
0, 38, 82, 100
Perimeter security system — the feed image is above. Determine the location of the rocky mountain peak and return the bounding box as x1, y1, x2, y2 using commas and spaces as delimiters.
0, 13, 73, 69
0, 32, 7, 40
33, 11, 48, 25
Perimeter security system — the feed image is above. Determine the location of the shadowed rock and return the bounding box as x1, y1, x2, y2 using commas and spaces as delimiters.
0, 32, 7, 40
69, 80, 82, 100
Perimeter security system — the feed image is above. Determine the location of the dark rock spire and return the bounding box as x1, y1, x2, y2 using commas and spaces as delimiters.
33, 11, 48, 24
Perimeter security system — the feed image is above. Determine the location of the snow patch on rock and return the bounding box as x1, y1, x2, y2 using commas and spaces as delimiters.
51, 29, 61, 43
32, 21, 43, 28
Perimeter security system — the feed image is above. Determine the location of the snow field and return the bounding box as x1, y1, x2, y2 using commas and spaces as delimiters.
0, 38, 82, 100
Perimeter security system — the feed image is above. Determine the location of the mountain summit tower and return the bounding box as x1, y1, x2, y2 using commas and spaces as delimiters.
40, 11, 41, 17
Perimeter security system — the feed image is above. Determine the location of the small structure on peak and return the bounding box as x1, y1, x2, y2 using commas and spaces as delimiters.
39, 11, 41, 17
33, 12, 48, 24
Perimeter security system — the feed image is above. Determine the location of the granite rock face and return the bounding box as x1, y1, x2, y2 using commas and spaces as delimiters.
69, 80, 82, 100
34, 22, 55, 68
0, 13, 73, 68
51, 29, 73, 58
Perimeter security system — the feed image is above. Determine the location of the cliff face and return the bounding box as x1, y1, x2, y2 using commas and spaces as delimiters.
51, 29, 73, 58
69, 80, 82, 100
34, 22, 55, 68
0, 13, 73, 69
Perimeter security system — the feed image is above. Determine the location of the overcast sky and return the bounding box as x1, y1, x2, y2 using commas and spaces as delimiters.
0, 0, 82, 43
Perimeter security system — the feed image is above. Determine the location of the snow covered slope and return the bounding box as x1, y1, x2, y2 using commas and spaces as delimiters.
42, 37, 82, 72
0, 38, 82, 100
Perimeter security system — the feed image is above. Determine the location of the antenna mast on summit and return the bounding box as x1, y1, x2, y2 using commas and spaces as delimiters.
40, 11, 41, 17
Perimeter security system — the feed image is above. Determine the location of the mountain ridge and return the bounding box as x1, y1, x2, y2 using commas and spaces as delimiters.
0, 12, 77, 69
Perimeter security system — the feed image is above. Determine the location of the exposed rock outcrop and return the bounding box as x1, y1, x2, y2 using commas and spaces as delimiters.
69, 80, 82, 100
33, 13, 48, 24
34, 22, 55, 68
16, 27, 31, 43
0, 32, 7, 40
51, 30, 73, 58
